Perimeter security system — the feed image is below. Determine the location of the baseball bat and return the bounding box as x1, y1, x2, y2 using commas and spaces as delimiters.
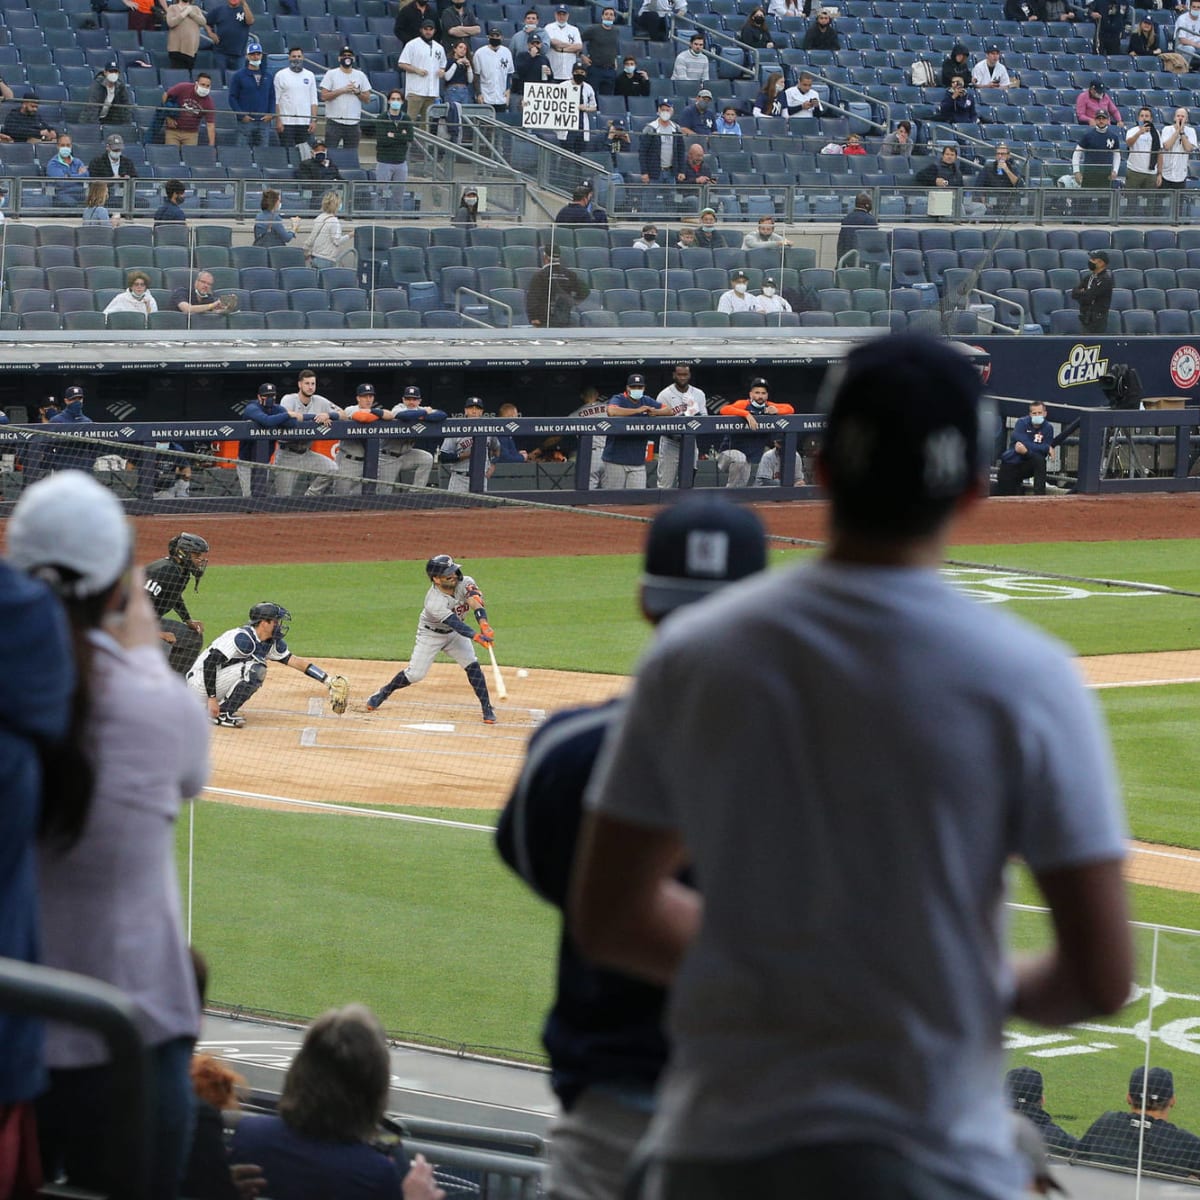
487, 644, 508, 700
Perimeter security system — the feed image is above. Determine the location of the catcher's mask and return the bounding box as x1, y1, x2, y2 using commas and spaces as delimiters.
249, 601, 291, 637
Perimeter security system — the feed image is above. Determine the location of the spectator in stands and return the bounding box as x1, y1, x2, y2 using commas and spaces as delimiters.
740, 6, 777, 52
154, 178, 190, 223
714, 105, 744, 137
555, 180, 607, 225
742, 214, 789, 249
996, 401, 1054, 495
753, 71, 786, 117
510, 8, 539, 58
1005, 0, 1043, 20
0, 92, 56, 144
164, 0, 214, 72
694, 205, 726, 248
443, 37, 476, 111
717, 269, 758, 314
544, 4, 584, 81
396, 0, 440, 47
80, 62, 133, 127
474, 27, 514, 112
557, 64, 598, 154
1077, 1067, 1200, 1177
171, 272, 234, 315
633, 223, 660, 250
1042, 0, 1079, 20
1004, 1069, 1079, 1156
842, 132, 866, 154
784, 71, 823, 118
1076, 79, 1122, 126
205, 0, 257, 73
679, 88, 717, 134
124, 0, 157, 33
639, 98, 687, 183
1128, 14, 1162, 55
802, 7, 840, 49
294, 138, 342, 184
82, 181, 122, 227
8, 472, 209, 1200
0, 555, 71, 1200
1071, 248, 1114, 332
513, 34, 553, 93
163, 73, 217, 146
253, 189, 300, 247
678, 141, 716, 183
676, 224, 698, 248
46, 135, 89, 207
398, 21, 448, 127
1073, 112, 1121, 185
755, 276, 792, 315
527, 246, 589, 327
376, 89, 415, 197
673, 31, 711, 80
103, 269, 158, 318
441, 0, 482, 50
615, 53, 652, 97
320, 46, 373, 152
972, 44, 1012, 88
940, 42, 971, 86
571, 333, 1133, 1200
977, 142, 1023, 190
881, 118, 913, 155
229, 40, 274, 147
604, 117, 630, 165
836, 191, 876, 260
1160, 106, 1196, 187
229, 1005, 446, 1200
936, 75, 979, 122
304, 190, 353, 267
1091, 0, 1131, 56
497, 498, 765, 1199
637, 0, 687, 43
915, 142, 972, 186
581, 6, 621, 95
86, 133, 136, 181
1125, 106, 1161, 188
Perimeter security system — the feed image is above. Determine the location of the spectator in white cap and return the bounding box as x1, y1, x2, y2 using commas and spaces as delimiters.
87, 133, 138, 179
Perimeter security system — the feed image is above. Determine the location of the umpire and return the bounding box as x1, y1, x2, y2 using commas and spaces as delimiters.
144, 532, 210, 674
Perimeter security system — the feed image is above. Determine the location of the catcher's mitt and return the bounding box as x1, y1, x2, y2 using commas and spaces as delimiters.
328, 674, 350, 714
216, 292, 239, 314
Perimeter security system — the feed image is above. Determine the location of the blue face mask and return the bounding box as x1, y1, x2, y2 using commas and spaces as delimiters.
1031, 413, 1045, 426
389, 99, 403, 113
602, 16, 614, 24
628, 388, 644, 400
59, 148, 72, 160
289, 61, 303, 71
65, 399, 83, 414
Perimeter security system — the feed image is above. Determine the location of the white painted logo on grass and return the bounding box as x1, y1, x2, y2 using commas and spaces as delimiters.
943, 567, 1162, 605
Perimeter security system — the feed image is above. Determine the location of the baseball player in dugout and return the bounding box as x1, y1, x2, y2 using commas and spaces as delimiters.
366, 554, 497, 723
717, 377, 794, 487
187, 602, 349, 727
278, 368, 344, 497
570, 332, 1131, 1200
144, 532, 209, 675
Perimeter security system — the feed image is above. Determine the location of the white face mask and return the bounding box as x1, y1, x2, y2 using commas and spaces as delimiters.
105, 72, 119, 83
248, 56, 263, 67
624, 63, 635, 73
762, 286, 775, 297
733, 282, 747, 294
658, 109, 672, 121
109, 150, 121, 159
195, 84, 211, 96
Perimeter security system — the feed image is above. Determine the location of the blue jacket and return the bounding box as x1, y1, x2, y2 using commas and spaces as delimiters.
496, 701, 669, 1109
1001, 415, 1054, 465
229, 65, 275, 117
239, 399, 296, 460
637, 123, 686, 179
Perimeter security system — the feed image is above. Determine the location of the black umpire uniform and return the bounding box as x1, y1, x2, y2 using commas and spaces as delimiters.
143, 534, 208, 674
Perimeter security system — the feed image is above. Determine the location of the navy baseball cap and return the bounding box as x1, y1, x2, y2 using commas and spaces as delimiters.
1089, 248, 1110, 263
641, 495, 767, 618
731, 269, 749, 281
258, 382, 277, 398
1005, 1067, 1044, 1108
463, 396, 484, 409
401, 385, 420, 398
1130, 1066, 1174, 1104
626, 373, 646, 387
555, 4, 569, 11
357, 383, 376, 396
821, 332, 986, 511
528, 32, 542, 40
63, 385, 85, 401
656, 96, 673, 108
420, 16, 436, 26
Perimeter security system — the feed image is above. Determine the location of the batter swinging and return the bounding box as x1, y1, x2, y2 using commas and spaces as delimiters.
366, 554, 498, 724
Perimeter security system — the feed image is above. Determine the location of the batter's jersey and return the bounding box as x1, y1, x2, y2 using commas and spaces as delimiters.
188, 623, 292, 679
419, 576, 480, 633
143, 556, 194, 623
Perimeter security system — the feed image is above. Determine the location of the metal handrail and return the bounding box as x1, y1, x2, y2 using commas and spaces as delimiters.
681, 18, 760, 79
0, 957, 149, 1200
453, 286, 505, 327
963, 285, 1026, 333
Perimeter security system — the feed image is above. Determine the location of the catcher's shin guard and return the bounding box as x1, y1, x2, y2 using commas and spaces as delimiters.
366, 670, 410, 711
465, 661, 492, 713
224, 662, 266, 716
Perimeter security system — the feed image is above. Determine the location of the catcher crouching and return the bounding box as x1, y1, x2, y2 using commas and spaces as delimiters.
187, 601, 349, 727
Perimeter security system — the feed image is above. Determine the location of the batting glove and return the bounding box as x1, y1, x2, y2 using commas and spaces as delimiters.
473, 630, 494, 647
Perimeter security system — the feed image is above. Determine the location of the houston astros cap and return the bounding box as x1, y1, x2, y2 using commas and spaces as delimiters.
1005, 1067, 1045, 1108
641, 495, 767, 618
1130, 1066, 1174, 1104
626, 373, 646, 387
257, 382, 277, 398
820, 332, 986, 516
358, 383, 377, 395
63, 385, 85, 401
8, 471, 131, 598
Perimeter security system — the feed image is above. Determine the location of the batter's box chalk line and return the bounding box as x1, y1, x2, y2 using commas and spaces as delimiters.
299, 727, 318, 747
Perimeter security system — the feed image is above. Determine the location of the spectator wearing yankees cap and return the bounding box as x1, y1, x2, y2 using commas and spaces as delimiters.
1077, 1067, 1200, 1177
1004, 1068, 1079, 1156
600, 374, 673, 490
717, 269, 758, 314
554, 180, 608, 226
87, 133, 138, 180
571, 332, 1131, 1200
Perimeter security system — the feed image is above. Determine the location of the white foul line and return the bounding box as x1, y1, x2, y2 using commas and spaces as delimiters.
201, 786, 496, 830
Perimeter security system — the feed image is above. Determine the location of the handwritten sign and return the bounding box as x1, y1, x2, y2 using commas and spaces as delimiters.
522, 81, 579, 131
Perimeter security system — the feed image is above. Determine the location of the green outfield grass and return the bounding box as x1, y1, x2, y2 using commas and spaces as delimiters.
185, 534, 1200, 1085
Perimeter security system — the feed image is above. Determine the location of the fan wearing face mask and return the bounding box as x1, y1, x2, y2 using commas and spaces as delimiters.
80, 61, 133, 126
319, 47, 372, 151
229, 40, 275, 147
376, 90, 415, 201
163, 73, 217, 147
473, 28, 514, 112
717, 269, 758, 314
